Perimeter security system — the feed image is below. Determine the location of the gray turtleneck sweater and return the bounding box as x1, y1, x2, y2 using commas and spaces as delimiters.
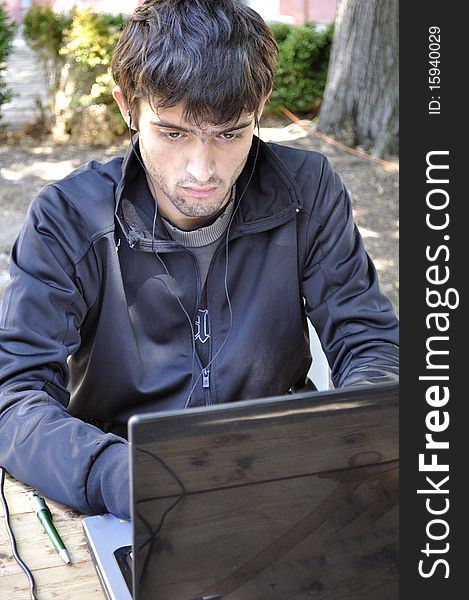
161, 191, 235, 288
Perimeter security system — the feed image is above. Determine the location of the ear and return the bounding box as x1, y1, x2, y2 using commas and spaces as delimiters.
112, 85, 131, 127
256, 94, 270, 123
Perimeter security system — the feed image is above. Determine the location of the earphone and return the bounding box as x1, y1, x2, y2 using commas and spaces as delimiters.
125, 108, 261, 408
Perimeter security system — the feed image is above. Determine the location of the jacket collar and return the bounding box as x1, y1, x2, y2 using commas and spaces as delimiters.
115, 134, 302, 252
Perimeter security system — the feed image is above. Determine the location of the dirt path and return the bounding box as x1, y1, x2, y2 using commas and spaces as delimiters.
0, 126, 398, 313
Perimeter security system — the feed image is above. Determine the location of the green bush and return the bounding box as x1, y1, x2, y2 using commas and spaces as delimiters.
57, 8, 127, 141
269, 22, 293, 46
268, 22, 334, 116
23, 4, 72, 111
0, 5, 16, 122
22, 6, 127, 142
60, 9, 126, 106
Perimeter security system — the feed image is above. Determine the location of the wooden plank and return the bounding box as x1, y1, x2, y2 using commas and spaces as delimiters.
0, 511, 95, 575
0, 475, 103, 599
0, 564, 104, 600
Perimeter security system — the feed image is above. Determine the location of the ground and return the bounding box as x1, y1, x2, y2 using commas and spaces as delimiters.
0, 121, 399, 313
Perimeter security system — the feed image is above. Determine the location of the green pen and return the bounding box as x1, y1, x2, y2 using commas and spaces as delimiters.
29, 491, 71, 564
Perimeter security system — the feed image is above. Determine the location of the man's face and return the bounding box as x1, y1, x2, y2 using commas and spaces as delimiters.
135, 100, 257, 229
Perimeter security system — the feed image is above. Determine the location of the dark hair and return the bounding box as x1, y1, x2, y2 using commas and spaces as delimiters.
111, 0, 278, 125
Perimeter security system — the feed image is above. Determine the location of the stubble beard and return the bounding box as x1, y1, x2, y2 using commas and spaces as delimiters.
140, 146, 249, 219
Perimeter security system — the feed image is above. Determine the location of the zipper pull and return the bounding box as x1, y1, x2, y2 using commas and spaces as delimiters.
202, 368, 210, 388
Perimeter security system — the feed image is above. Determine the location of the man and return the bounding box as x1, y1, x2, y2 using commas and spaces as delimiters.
0, 0, 398, 520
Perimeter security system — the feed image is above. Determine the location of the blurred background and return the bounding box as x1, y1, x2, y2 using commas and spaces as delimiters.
3, 1, 338, 29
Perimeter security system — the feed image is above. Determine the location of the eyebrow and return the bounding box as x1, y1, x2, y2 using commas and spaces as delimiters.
149, 119, 254, 134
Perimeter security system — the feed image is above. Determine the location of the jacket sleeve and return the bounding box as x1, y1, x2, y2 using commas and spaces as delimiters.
301, 157, 399, 388
0, 188, 129, 517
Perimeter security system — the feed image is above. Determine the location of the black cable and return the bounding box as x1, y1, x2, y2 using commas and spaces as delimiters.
0, 466, 38, 600
133, 448, 187, 587
183, 122, 262, 407
127, 125, 198, 401
126, 119, 261, 409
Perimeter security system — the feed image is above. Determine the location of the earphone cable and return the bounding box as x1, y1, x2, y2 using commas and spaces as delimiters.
127, 119, 261, 408
132, 448, 187, 586
128, 127, 198, 400
0, 466, 38, 600
183, 123, 262, 407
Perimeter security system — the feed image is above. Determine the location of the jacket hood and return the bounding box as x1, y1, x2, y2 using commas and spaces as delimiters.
114, 134, 303, 252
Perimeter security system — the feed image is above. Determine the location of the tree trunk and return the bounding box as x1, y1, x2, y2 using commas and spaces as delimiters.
318, 0, 399, 158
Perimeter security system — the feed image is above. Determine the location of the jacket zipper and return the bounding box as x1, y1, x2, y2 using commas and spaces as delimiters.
183, 248, 213, 406
202, 368, 210, 391
162, 209, 297, 407
201, 241, 224, 407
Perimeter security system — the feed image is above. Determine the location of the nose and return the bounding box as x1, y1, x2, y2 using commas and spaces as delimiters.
185, 139, 215, 183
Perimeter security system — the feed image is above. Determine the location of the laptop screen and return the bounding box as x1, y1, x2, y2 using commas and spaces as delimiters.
128, 382, 399, 600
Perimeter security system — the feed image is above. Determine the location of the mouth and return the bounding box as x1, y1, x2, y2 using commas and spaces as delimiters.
182, 186, 218, 199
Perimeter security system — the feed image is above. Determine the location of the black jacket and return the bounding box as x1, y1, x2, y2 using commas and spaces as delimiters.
0, 138, 398, 516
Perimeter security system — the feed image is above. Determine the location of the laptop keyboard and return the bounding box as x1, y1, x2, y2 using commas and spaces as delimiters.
114, 545, 133, 594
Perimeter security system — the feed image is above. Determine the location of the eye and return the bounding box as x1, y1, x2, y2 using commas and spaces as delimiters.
219, 132, 240, 141
166, 131, 184, 140
157, 129, 187, 141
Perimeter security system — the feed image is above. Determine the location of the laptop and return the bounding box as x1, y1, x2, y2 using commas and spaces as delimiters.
83, 381, 399, 600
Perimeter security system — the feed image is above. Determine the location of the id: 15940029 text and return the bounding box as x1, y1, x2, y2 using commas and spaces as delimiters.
428, 26, 441, 115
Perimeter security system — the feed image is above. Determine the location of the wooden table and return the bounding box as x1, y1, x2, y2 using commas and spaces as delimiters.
0, 474, 103, 600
